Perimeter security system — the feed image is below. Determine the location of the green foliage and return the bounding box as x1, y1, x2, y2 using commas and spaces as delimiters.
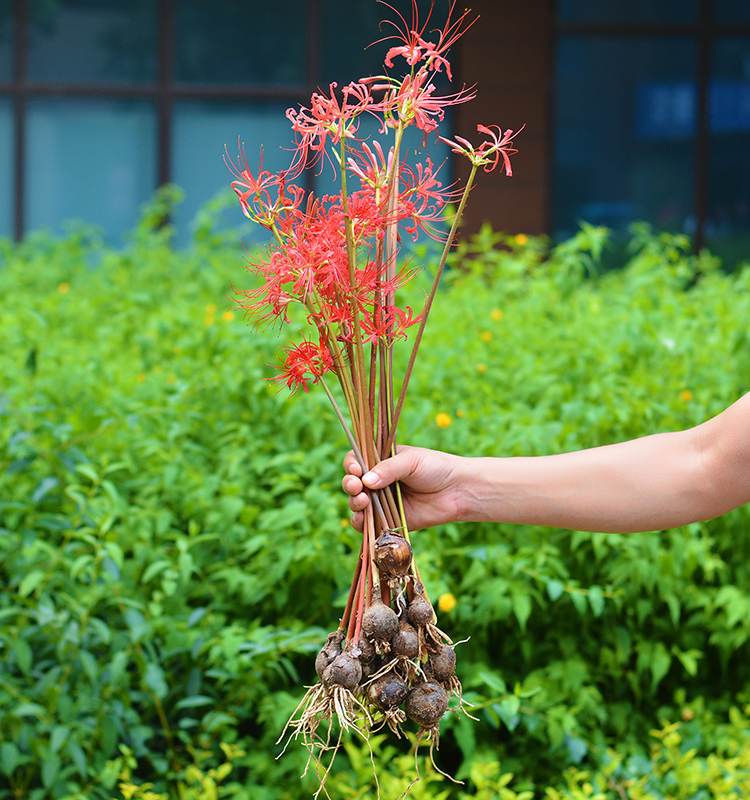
2, 203, 750, 798
323, 734, 533, 800
545, 702, 750, 799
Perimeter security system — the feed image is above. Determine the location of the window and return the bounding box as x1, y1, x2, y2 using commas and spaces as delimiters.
25, 98, 156, 235
554, 1, 750, 267
554, 36, 698, 241
707, 37, 750, 263
1, 0, 450, 244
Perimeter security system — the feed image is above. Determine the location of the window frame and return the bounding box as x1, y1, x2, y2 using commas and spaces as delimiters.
553, 0, 750, 252
1, 0, 322, 240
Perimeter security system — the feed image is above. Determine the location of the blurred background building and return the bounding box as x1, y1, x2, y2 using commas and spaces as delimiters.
1, 0, 749, 264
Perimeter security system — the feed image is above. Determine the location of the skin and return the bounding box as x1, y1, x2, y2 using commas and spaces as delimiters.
342, 392, 750, 534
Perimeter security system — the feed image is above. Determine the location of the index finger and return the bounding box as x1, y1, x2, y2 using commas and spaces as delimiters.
343, 450, 363, 477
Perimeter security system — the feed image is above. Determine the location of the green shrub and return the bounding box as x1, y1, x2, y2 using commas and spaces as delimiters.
2, 196, 750, 798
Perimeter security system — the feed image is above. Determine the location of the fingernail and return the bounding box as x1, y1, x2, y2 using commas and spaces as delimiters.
363, 471, 381, 488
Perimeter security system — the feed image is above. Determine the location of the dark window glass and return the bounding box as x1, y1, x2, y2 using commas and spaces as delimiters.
554, 36, 698, 241
0, 4, 12, 81
0, 99, 12, 237
706, 37, 750, 267
713, 1, 750, 24
557, 0, 699, 24
25, 98, 156, 240
174, 0, 306, 85
27, 0, 156, 84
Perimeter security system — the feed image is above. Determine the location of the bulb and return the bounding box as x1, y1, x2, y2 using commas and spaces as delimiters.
375, 531, 413, 577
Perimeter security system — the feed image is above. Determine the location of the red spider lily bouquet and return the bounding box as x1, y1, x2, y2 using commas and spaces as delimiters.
225, 1, 519, 793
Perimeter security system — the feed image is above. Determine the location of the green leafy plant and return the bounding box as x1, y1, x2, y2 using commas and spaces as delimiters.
2, 195, 750, 799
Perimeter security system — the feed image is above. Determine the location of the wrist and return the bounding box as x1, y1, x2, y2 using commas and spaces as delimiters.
453, 456, 495, 523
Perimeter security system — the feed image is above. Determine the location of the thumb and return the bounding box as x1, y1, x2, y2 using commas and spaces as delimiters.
362, 449, 417, 489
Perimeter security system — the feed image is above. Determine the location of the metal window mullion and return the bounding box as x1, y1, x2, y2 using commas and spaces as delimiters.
13, 0, 27, 241
692, 0, 712, 253
157, 0, 174, 189
302, 0, 321, 195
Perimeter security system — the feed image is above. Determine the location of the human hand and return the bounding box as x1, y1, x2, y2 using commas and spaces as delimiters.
342, 445, 467, 532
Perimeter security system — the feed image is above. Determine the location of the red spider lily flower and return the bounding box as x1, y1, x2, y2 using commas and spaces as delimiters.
346, 140, 394, 191
273, 338, 334, 395
440, 123, 523, 175
286, 81, 375, 176
269, 178, 306, 233
224, 142, 281, 221
231, 247, 298, 328
360, 304, 423, 344
312, 300, 355, 329
398, 156, 456, 238
225, 142, 306, 230
377, 69, 474, 134
380, 0, 476, 81
346, 189, 390, 245
350, 259, 420, 312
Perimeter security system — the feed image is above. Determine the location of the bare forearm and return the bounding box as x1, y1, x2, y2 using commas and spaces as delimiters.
457, 395, 750, 533
346, 394, 750, 534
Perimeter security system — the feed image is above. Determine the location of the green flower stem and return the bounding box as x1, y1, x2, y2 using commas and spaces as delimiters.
319, 377, 390, 531
339, 135, 378, 473
303, 293, 363, 450
381, 162, 480, 457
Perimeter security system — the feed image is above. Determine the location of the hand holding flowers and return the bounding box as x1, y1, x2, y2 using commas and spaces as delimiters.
224, 2, 520, 794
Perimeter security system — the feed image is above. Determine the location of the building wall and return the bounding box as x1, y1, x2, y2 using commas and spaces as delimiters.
454, 0, 553, 236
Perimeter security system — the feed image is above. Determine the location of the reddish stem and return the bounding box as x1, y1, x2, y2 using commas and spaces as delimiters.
347, 559, 364, 644
349, 518, 370, 644
339, 550, 363, 633
352, 549, 368, 646
380, 582, 391, 606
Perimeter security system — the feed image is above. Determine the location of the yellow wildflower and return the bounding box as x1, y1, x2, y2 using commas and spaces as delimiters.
481, 331, 492, 342
438, 593, 457, 613
58, 282, 70, 294
222, 309, 235, 322
456, 408, 465, 417
680, 389, 693, 403
491, 308, 503, 321
515, 233, 529, 245
205, 303, 217, 314
477, 363, 487, 374
435, 412, 452, 429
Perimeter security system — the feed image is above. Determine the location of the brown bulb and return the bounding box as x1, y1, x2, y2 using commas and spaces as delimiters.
374, 531, 413, 577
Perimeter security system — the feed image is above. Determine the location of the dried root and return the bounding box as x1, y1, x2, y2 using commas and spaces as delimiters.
278, 678, 375, 800
277, 680, 371, 756
415, 724, 465, 786
280, 540, 468, 799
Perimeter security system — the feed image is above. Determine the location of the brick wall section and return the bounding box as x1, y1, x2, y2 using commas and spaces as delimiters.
453, 0, 553, 236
